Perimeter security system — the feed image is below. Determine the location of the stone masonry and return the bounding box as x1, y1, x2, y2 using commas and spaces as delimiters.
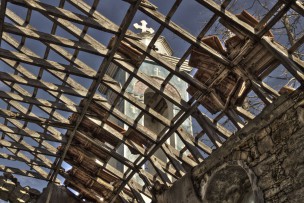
156, 88, 304, 203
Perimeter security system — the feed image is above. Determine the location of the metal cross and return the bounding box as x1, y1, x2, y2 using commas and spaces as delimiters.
154, 67, 160, 76
130, 105, 138, 113
133, 20, 155, 34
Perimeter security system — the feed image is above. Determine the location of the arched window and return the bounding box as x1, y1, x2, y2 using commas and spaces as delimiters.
144, 88, 172, 133
143, 88, 174, 173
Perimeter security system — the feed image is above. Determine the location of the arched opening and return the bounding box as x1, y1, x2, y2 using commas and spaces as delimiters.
201, 163, 263, 203
143, 88, 174, 173
144, 89, 172, 134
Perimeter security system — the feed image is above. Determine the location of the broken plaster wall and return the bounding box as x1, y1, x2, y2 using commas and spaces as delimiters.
157, 89, 304, 203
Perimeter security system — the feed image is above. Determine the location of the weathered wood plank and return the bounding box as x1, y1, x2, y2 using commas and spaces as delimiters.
0, 143, 53, 180
10, 0, 138, 39
163, 143, 197, 168
37, 1, 189, 110
0, 90, 81, 113
261, 37, 304, 84
0, 107, 72, 128
192, 111, 223, 147
3, 23, 110, 57
102, 75, 171, 127
0, 165, 48, 180
177, 127, 213, 155
132, 4, 230, 65
94, 99, 158, 142
88, 109, 182, 183
0, 139, 58, 157
0, 71, 95, 98
0, 152, 46, 167
291, 0, 304, 16
0, 123, 66, 143
161, 145, 186, 177
0, 48, 96, 78
149, 156, 172, 186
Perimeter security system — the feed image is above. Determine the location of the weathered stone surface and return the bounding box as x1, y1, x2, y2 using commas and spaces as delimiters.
37, 183, 81, 203
156, 173, 201, 203
0, 174, 40, 203
157, 90, 304, 203
257, 136, 274, 155
200, 163, 260, 203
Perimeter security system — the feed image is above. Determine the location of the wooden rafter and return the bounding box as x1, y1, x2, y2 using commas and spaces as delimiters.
0, 0, 302, 202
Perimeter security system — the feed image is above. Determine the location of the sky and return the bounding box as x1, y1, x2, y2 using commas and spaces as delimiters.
0, 0, 302, 198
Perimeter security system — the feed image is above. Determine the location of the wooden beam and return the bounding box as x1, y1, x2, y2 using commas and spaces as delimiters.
251, 80, 273, 105
128, 182, 146, 203
2, 27, 89, 98
0, 139, 58, 157
163, 143, 197, 168
3, 13, 174, 133
3, 23, 111, 57
101, 120, 179, 179
94, 99, 158, 142
70, 130, 136, 171
40, 1, 189, 110
289, 33, 304, 54
0, 71, 98, 98
113, 59, 189, 110
9, 0, 138, 39
195, 0, 256, 39
257, 1, 294, 38
0, 107, 72, 129
235, 106, 255, 120
0, 123, 66, 143
0, 152, 46, 167
177, 127, 213, 155
0, 165, 48, 180
7, 6, 189, 112
1, 58, 75, 107
3, 124, 58, 168
177, 128, 204, 163
102, 75, 171, 127
149, 156, 172, 186
254, 1, 283, 31
291, 0, 304, 16
0, 144, 52, 180
63, 152, 152, 199
132, 4, 230, 65
194, 0, 303, 77
1, 78, 71, 143
1, 30, 176, 184
261, 37, 304, 84
0, 90, 81, 113
161, 145, 186, 177
0, 0, 7, 45
0, 48, 96, 78
192, 111, 223, 147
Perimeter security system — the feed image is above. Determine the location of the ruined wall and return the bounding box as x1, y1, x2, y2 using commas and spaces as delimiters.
0, 173, 40, 203
157, 89, 304, 203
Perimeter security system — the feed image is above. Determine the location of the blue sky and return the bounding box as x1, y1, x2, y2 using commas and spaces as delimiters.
0, 0, 302, 196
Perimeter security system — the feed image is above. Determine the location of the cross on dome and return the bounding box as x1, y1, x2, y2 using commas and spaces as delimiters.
133, 20, 155, 34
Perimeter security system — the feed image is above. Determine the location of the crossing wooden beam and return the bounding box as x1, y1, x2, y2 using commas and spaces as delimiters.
9, 0, 138, 39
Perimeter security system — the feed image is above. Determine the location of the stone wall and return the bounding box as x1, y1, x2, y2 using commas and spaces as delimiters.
0, 173, 40, 203
157, 89, 304, 203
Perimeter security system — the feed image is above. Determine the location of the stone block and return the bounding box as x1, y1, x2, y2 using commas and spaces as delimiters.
257, 135, 274, 154
253, 154, 276, 176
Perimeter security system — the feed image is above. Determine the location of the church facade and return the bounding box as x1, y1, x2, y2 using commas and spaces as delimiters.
100, 21, 193, 174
